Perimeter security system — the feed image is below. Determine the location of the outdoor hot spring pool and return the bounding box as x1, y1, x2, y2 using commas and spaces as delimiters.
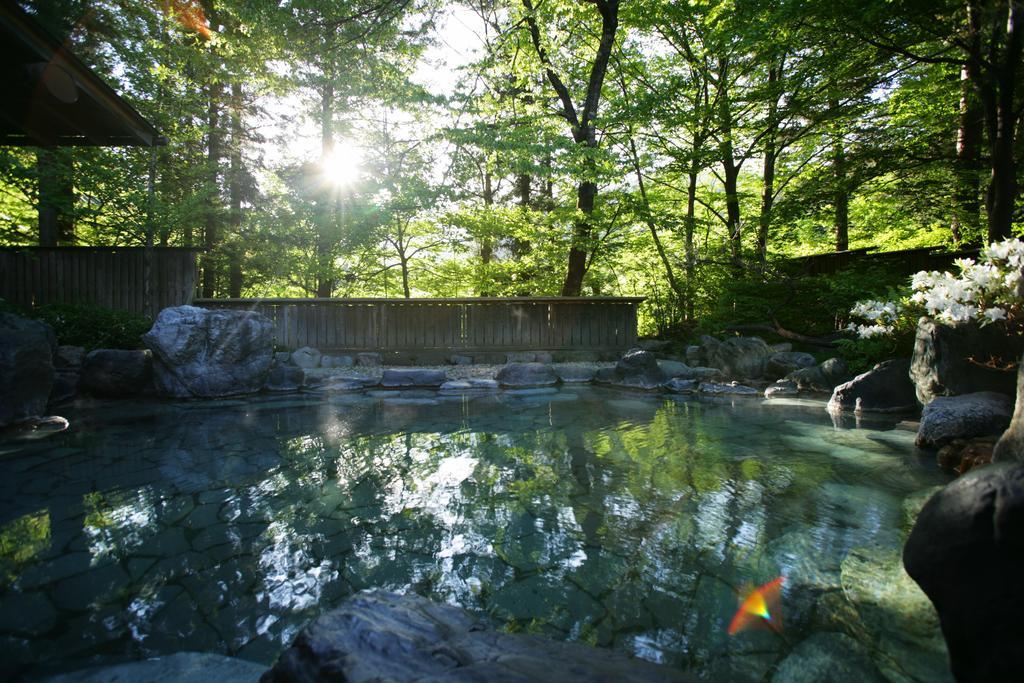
0, 387, 953, 681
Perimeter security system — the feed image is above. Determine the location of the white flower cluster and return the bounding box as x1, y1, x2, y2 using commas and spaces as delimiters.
849, 237, 1024, 338
847, 300, 903, 338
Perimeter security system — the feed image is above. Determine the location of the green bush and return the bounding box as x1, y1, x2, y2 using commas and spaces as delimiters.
31, 303, 152, 351
835, 332, 916, 376
696, 263, 908, 339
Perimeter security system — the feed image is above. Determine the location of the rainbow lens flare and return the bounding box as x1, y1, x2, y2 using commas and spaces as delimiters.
727, 576, 785, 635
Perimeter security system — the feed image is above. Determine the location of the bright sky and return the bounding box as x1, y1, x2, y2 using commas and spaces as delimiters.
258, 6, 484, 178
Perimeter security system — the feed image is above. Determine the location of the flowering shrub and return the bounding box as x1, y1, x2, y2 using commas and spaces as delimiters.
848, 237, 1024, 339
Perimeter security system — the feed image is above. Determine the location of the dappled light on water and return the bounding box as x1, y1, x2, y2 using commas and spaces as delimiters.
0, 389, 952, 681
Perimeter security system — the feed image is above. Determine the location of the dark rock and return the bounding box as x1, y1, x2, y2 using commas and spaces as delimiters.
766, 351, 817, 380
994, 351, 1024, 464
679, 366, 724, 381
497, 362, 558, 388
261, 591, 694, 683
594, 348, 667, 390
936, 437, 996, 475
765, 379, 799, 398
55, 345, 85, 368
828, 358, 918, 414
46, 651, 267, 683
381, 368, 447, 388
290, 346, 322, 369
320, 378, 365, 393
506, 351, 553, 364
684, 345, 703, 364
263, 364, 305, 392
320, 354, 353, 368
700, 335, 772, 379
787, 357, 849, 392
448, 354, 473, 365
80, 349, 152, 397
916, 392, 1013, 448
771, 632, 884, 683
274, 351, 291, 364
664, 378, 698, 393
0, 313, 56, 428
143, 305, 274, 398
440, 379, 499, 392
553, 363, 600, 383
903, 463, 1024, 683
657, 360, 691, 378
698, 381, 759, 396
770, 342, 792, 353
910, 317, 1019, 405
356, 352, 381, 367
48, 369, 80, 405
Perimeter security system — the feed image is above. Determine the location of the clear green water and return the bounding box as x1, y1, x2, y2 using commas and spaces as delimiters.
0, 388, 952, 681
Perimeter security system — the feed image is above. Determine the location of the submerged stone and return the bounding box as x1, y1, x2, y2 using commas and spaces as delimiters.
44, 651, 268, 683
771, 632, 884, 683
260, 591, 695, 683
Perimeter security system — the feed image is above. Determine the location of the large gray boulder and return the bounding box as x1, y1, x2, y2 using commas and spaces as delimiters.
595, 348, 667, 390
910, 317, 1019, 405
994, 352, 1024, 463
701, 335, 773, 379
80, 349, 152, 397
787, 357, 849, 393
291, 346, 322, 369
142, 306, 274, 398
553, 363, 601, 383
916, 391, 1013, 448
260, 592, 693, 683
381, 368, 447, 388
0, 312, 56, 427
497, 362, 558, 388
766, 351, 817, 380
263, 363, 305, 393
904, 463, 1024, 682
828, 358, 918, 414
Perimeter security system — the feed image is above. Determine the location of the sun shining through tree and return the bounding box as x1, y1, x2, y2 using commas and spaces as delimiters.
321, 141, 363, 188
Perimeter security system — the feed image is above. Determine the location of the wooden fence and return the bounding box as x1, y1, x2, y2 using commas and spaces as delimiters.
0, 247, 199, 316
194, 297, 643, 359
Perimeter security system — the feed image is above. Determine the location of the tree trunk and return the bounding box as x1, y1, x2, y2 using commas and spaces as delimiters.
952, 63, 983, 244
627, 137, 684, 302
968, 0, 1022, 243
684, 156, 698, 321
228, 82, 243, 298
717, 58, 742, 269
400, 256, 411, 298
832, 101, 849, 252
315, 78, 335, 298
757, 63, 781, 269
202, 81, 223, 298
521, 0, 619, 296
36, 147, 74, 246
481, 168, 494, 266
562, 174, 596, 296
